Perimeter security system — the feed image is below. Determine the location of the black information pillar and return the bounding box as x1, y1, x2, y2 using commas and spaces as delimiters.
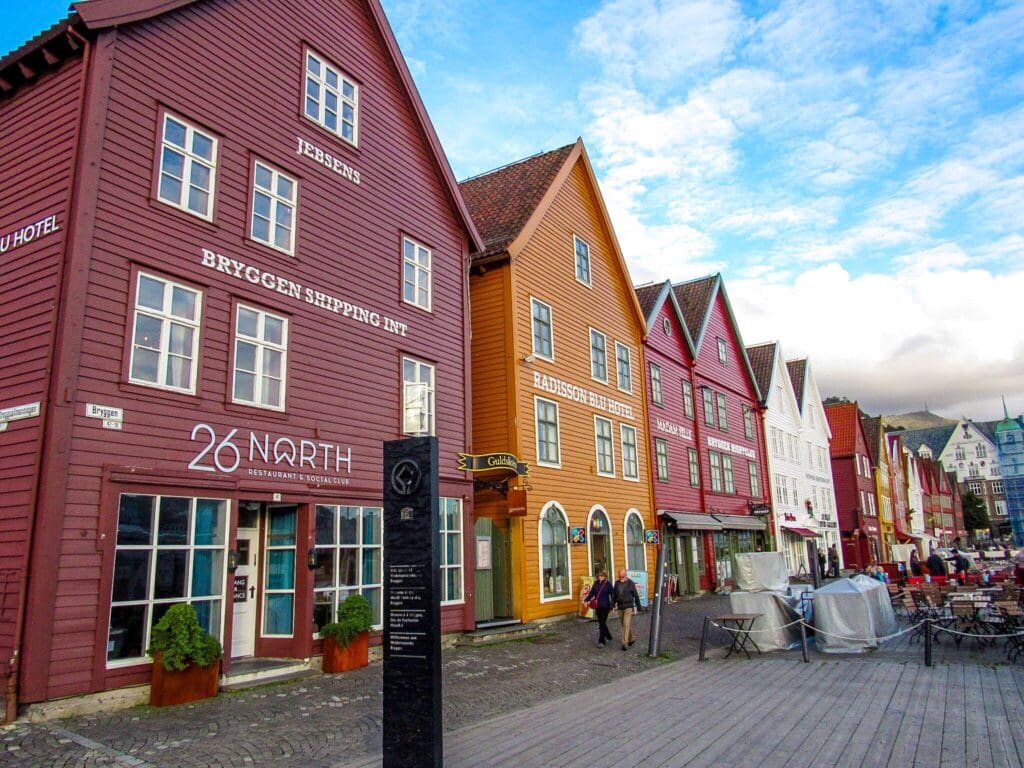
382, 437, 442, 768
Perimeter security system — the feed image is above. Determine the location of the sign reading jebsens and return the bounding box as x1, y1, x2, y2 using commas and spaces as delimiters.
187, 423, 353, 485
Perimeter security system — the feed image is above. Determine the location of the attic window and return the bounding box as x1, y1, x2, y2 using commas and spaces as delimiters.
663, 318, 671, 336
304, 51, 359, 146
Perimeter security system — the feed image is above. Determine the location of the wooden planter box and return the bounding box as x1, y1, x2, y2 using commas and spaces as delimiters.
149, 652, 221, 707
322, 631, 369, 673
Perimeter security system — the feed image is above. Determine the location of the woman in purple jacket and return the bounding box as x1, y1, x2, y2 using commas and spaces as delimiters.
582, 570, 614, 647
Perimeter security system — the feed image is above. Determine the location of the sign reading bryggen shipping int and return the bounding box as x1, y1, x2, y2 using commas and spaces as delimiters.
186, 422, 353, 485
199, 247, 409, 337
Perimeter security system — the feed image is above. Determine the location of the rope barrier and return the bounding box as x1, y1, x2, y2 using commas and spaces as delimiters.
707, 616, 1024, 645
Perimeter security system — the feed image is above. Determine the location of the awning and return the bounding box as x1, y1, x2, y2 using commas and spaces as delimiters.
781, 525, 820, 538
712, 514, 766, 531
660, 511, 723, 530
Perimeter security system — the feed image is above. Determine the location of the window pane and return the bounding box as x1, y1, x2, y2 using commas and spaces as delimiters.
117, 495, 154, 545
255, 163, 273, 190
194, 499, 225, 546
338, 549, 358, 586
313, 591, 334, 633
191, 133, 214, 161
168, 323, 193, 357
362, 507, 381, 545
314, 548, 335, 589
315, 506, 335, 545
154, 549, 188, 599
170, 286, 196, 321
267, 550, 295, 590
264, 316, 284, 345
235, 340, 257, 373
362, 548, 381, 585
339, 507, 359, 544
264, 593, 294, 635
112, 550, 150, 602
164, 117, 187, 147
108, 605, 147, 661
191, 550, 223, 597
157, 497, 190, 545
269, 508, 296, 546
234, 372, 255, 402
362, 587, 381, 626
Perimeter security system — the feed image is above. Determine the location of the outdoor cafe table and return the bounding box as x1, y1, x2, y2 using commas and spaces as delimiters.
712, 613, 763, 659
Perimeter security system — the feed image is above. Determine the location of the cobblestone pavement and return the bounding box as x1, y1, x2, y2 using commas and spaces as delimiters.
0, 595, 732, 768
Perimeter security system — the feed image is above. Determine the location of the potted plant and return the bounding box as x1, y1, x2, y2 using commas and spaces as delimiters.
320, 593, 373, 673
147, 603, 222, 707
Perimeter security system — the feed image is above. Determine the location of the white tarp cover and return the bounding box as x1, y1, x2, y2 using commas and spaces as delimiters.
732, 552, 789, 592
814, 576, 898, 654
728, 591, 802, 651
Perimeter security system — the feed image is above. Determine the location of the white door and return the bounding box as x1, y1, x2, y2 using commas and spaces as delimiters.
231, 526, 260, 658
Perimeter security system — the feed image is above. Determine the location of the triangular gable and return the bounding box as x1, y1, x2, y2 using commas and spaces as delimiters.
634, 280, 696, 358
786, 359, 807, 413
745, 342, 776, 405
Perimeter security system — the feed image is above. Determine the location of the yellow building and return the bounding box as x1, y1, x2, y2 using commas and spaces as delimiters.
459, 140, 655, 624
863, 416, 895, 560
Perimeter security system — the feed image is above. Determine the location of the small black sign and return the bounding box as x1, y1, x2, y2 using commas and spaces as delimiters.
383, 437, 441, 768
233, 575, 248, 603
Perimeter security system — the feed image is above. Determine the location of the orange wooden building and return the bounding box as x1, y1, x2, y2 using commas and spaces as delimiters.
459, 140, 655, 624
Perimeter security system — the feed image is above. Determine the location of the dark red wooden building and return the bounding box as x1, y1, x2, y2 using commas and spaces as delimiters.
0, 0, 481, 718
824, 401, 882, 567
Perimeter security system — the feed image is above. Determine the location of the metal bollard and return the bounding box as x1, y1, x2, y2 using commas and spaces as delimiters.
924, 618, 932, 667
800, 621, 809, 663
699, 616, 710, 662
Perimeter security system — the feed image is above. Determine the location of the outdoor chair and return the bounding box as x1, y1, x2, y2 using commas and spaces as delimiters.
994, 601, 1024, 663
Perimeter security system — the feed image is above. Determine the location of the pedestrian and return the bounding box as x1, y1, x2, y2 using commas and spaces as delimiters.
817, 549, 827, 579
1014, 549, 1024, 587
926, 549, 947, 578
910, 549, 922, 577
950, 548, 968, 584
581, 570, 614, 648
827, 544, 839, 578
612, 568, 642, 651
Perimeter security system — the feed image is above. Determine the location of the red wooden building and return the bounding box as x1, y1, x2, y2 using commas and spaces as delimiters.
824, 401, 882, 567
667, 275, 770, 587
0, 0, 480, 718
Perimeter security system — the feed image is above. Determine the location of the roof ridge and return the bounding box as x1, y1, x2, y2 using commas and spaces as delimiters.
459, 143, 576, 184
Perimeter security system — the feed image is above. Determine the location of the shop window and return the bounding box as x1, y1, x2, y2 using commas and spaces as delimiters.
595, 416, 615, 477
540, 503, 570, 600
682, 381, 694, 419
107, 494, 227, 665
615, 342, 632, 392
531, 298, 554, 360
250, 160, 297, 254
233, 304, 287, 410
621, 425, 639, 480
304, 50, 358, 145
574, 235, 591, 286
402, 237, 432, 311
748, 461, 760, 497
157, 113, 217, 220
743, 405, 755, 440
402, 357, 435, 436
655, 439, 670, 482
710, 451, 723, 492
129, 272, 202, 393
313, 505, 383, 633
716, 393, 728, 431
722, 455, 735, 494
650, 363, 663, 406
440, 498, 464, 604
535, 397, 561, 467
264, 507, 297, 636
590, 329, 608, 382
688, 447, 700, 487
625, 512, 646, 572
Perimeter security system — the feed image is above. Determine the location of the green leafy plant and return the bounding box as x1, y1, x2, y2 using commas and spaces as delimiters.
320, 593, 373, 648
147, 603, 223, 671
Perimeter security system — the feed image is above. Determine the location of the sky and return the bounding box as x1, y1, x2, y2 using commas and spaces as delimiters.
3, 0, 1022, 422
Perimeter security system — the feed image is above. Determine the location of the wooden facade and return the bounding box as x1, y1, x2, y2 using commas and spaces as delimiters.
825, 401, 883, 567
461, 140, 655, 623
0, 0, 479, 715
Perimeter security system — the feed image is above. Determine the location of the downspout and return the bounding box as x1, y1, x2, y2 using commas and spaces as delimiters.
5, 26, 92, 725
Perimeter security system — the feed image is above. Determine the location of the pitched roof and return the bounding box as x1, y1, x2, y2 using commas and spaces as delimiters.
861, 415, 882, 465
824, 401, 862, 457
745, 342, 776, 404
672, 275, 718, 343
634, 283, 663, 320
459, 143, 575, 262
786, 359, 807, 412
895, 425, 956, 458
633, 280, 697, 358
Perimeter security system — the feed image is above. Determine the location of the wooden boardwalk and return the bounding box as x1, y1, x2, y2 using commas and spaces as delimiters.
346, 655, 1024, 767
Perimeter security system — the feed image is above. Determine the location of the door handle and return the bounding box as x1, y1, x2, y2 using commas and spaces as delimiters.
250, 586, 256, 599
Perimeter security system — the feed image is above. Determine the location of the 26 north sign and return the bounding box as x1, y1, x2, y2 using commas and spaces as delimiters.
187, 423, 353, 485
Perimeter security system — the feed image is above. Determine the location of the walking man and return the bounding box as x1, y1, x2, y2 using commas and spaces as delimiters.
827, 544, 839, 578
613, 569, 642, 651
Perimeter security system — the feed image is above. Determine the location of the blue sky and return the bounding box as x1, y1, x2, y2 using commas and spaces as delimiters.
3, 0, 1022, 422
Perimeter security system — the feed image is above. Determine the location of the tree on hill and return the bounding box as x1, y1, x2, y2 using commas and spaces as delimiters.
961, 491, 990, 543
823, 396, 851, 406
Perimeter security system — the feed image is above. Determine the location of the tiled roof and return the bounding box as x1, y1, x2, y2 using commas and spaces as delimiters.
895, 425, 955, 458
824, 401, 860, 457
634, 283, 664, 323
786, 359, 807, 412
459, 143, 575, 262
671, 275, 718, 342
745, 343, 776, 403
861, 416, 882, 465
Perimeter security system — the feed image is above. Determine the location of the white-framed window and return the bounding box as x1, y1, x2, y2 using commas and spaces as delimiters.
535, 396, 561, 467
595, 416, 616, 477
655, 439, 670, 482
992, 480, 1005, 494
531, 298, 554, 360
303, 50, 358, 145
129, 272, 202, 393
402, 237, 432, 311
862, 456, 871, 476
976, 444, 987, 458
313, 504, 383, 632
716, 393, 728, 431
264, 506, 298, 636
995, 500, 1007, 516
748, 461, 760, 497
955, 446, 967, 460
625, 511, 646, 572
157, 113, 217, 220
233, 305, 287, 410
743, 405, 755, 440
574, 235, 591, 286
621, 425, 639, 480
710, 452, 723, 492
717, 337, 728, 364
868, 494, 877, 516
402, 357, 435, 436
969, 465, 981, 478
722, 455, 735, 494
615, 342, 632, 392
107, 494, 227, 666
539, 502, 570, 600
663, 317, 671, 336
860, 489, 866, 513
440, 498, 463, 604
776, 474, 788, 506
682, 381, 694, 420
590, 329, 608, 382
250, 160, 297, 254
688, 447, 700, 487
703, 388, 715, 426
650, 363, 663, 406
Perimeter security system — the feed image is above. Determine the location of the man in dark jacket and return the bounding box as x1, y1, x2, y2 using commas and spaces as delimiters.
926, 549, 947, 578
613, 569, 642, 651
